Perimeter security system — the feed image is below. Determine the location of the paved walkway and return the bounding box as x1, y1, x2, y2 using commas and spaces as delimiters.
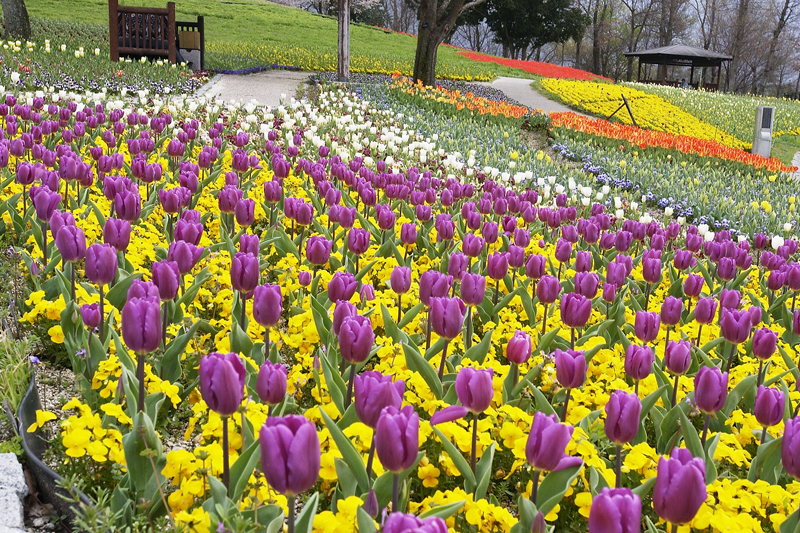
484, 76, 588, 116
200, 70, 311, 107
792, 150, 800, 179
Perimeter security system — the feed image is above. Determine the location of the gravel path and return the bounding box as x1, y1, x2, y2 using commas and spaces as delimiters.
201, 70, 311, 107
484, 77, 589, 116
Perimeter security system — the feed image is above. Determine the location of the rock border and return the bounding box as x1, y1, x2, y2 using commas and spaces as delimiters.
0, 453, 28, 532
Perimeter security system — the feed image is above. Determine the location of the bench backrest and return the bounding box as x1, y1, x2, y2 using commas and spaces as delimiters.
109, 0, 176, 64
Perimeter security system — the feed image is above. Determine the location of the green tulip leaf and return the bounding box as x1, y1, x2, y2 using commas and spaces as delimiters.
404, 342, 444, 399
537, 464, 582, 516
294, 492, 319, 533
419, 500, 466, 520
320, 408, 371, 494
432, 426, 477, 489
475, 442, 496, 500
356, 507, 377, 533
463, 329, 493, 363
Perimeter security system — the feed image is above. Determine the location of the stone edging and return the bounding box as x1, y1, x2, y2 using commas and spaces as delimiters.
0, 453, 28, 532
194, 73, 223, 99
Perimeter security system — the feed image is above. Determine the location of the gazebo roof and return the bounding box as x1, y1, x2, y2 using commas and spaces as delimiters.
625, 45, 732, 67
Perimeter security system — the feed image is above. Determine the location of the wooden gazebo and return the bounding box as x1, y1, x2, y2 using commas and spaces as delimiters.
625, 45, 731, 91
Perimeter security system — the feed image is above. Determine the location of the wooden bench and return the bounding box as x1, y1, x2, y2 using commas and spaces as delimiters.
108, 0, 205, 70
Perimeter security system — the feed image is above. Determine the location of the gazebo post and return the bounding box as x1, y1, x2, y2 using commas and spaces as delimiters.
637, 60, 642, 82
716, 63, 722, 90
689, 64, 694, 86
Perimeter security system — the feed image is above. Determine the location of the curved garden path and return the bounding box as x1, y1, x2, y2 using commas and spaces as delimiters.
486, 76, 589, 116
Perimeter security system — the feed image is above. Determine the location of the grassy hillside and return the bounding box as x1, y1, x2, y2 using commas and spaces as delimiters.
25, 0, 526, 79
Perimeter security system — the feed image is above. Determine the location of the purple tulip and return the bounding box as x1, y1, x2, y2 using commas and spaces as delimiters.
653, 448, 706, 525
230, 252, 259, 294
660, 296, 683, 326
525, 411, 583, 472
574, 272, 599, 299
719, 288, 741, 311
683, 274, 704, 298
55, 225, 86, 262
199, 352, 245, 416
382, 513, 447, 533
507, 246, 525, 270
634, 311, 660, 343
537, 275, 561, 304
624, 345, 654, 382
360, 283, 375, 303
606, 262, 627, 288
168, 241, 205, 274
462, 233, 485, 258
482, 221, 498, 243
31, 186, 61, 222
299, 271, 312, 287
455, 367, 494, 414
253, 284, 282, 328
347, 228, 370, 256
257, 361, 288, 406
375, 405, 419, 473
554, 349, 587, 389
419, 271, 453, 306
152, 260, 180, 301
338, 315, 374, 363
218, 186, 243, 214
234, 198, 255, 227
694, 366, 728, 414
390, 266, 412, 295
85, 243, 117, 286
588, 488, 642, 533
81, 303, 101, 329
259, 415, 320, 496
642, 256, 662, 284
306, 236, 332, 266
752, 328, 777, 360
560, 292, 592, 328
400, 223, 417, 245
103, 218, 131, 252
332, 301, 358, 336
430, 297, 466, 339
575, 251, 592, 273
602, 283, 617, 303
328, 271, 358, 302
674, 250, 695, 271
461, 273, 486, 306
487, 252, 509, 281
719, 308, 751, 344
506, 330, 532, 364
121, 296, 161, 353
354, 371, 405, 429
754, 386, 784, 428
555, 239, 572, 263
664, 340, 692, 375
782, 418, 800, 479
604, 390, 641, 445
526, 254, 546, 280
694, 297, 717, 324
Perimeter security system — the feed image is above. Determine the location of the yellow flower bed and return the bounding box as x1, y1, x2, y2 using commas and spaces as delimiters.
541, 79, 750, 150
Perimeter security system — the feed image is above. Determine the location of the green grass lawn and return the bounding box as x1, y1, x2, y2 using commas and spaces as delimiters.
25, 0, 526, 79
772, 135, 800, 166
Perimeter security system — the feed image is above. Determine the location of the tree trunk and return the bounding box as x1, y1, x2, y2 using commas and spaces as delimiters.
413, 20, 442, 85
759, 0, 791, 94
337, 0, 350, 81
591, 0, 601, 74
727, 0, 750, 92
1, 0, 31, 41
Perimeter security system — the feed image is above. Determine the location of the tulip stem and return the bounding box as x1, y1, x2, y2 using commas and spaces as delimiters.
761, 426, 768, 446
136, 352, 145, 413
724, 343, 737, 373
670, 523, 678, 533
345, 363, 356, 409
493, 278, 500, 321
222, 416, 230, 490
287, 495, 296, 533
240, 292, 247, 330
70, 261, 76, 302
425, 308, 432, 352
671, 373, 680, 408
700, 414, 711, 448
530, 470, 540, 505
465, 307, 473, 350
162, 301, 168, 350
265, 328, 271, 363
757, 360, 764, 388
634, 380, 639, 397
696, 324, 703, 347
562, 388, 571, 422
644, 284, 650, 311
392, 473, 400, 513
615, 443, 622, 488
438, 340, 450, 380
366, 434, 376, 481
541, 305, 549, 337
42, 220, 48, 266
99, 283, 106, 344
470, 413, 479, 476
397, 294, 402, 323
570, 327, 575, 350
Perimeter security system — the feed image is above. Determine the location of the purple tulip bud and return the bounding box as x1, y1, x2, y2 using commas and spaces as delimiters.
664, 340, 692, 375
253, 284, 282, 328
653, 448, 706, 525
574, 272, 599, 299
536, 275, 561, 304
234, 198, 256, 227
634, 311, 660, 343
347, 228, 370, 256
390, 266, 412, 295
525, 411, 583, 472
354, 371, 405, 428
152, 260, 180, 301
642, 256, 662, 284
420, 271, 453, 306
554, 349, 587, 389
306, 236, 333, 266
526, 254, 546, 280
230, 252, 259, 294
199, 352, 245, 416
682, 274, 704, 299
339, 315, 374, 363
560, 292, 592, 328
719, 308, 751, 344
461, 273, 486, 306
694, 297, 717, 325
430, 297, 466, 339
85, 243, 117, 286
328, 272, 358, 303
454, 366, 494, 414
782, 417, 800, 479
506, 330, 532, 364
364, 490, 379, 519
487, 252, 509, 281
299, 271, 312, 287
482, 221, 498, 244
588, 487, 642, 533
259, 415, 320, 496
257, 361, 288, 405
624, 344, 654, 381
168, 241, 204, 274
555, 239, 572, 264
435, 214, 455, 242
121, 296, 161, 354
80, 303, 101, 329
606, 262, 627, 288
754, 386, 785, 427
604, 390, 642, 445
719, 288, 741, 311
602, 283, 617, 303
375, 405, 419, 473
31, 186, 62, 222
752, 328, 777, 360
694, 366, 728, 414
333, 301, 358, 337
55, 225, 86, 262
660, 296, 683, 326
